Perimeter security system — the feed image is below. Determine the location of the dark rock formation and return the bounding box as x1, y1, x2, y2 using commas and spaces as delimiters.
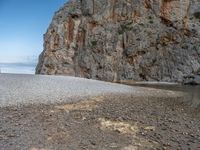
183, 75, 200, 85
183, 68, 200, 85
36, 0, 200, 83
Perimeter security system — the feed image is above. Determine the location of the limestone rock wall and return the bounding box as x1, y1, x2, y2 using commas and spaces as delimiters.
36, 0, 200, 82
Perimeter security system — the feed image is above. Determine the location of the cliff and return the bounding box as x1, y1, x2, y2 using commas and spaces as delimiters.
36, 0, 200, 83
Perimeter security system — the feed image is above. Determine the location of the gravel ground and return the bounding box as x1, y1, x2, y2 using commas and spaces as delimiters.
0, 74, 179, 107
0, 73, 138, 107
1, 74, 199, 150
0, 94, 200, 150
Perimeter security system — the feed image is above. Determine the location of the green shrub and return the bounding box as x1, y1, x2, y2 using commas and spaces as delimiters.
90, 40, 97, 47
118, 22, 133, 35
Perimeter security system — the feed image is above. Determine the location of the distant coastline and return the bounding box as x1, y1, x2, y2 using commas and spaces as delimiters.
0, 62, 36, 74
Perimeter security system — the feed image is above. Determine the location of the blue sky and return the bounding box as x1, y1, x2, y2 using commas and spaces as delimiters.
0, 0, 67, 63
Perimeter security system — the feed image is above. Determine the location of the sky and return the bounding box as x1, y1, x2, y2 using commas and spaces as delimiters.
0, 0, 67, 63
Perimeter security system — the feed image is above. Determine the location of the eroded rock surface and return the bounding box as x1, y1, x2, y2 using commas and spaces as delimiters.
36, 0, 200, 83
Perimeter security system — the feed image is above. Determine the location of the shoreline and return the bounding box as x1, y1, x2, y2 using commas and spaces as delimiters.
118, 80, 179, 85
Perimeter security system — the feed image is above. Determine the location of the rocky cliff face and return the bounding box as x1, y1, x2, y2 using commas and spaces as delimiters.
36, 0, 200, 83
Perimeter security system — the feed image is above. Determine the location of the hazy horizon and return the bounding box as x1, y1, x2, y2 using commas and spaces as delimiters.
0, 62, 36, 74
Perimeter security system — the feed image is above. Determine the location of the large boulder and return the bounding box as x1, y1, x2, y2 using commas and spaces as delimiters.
36, 0, 200, 83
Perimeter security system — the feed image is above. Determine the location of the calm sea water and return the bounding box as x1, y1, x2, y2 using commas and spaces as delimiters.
0, 63, 36, 74
134, 84, 200, 108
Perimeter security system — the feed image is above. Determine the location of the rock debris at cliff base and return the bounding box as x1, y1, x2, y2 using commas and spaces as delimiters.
36, 0, 200, 83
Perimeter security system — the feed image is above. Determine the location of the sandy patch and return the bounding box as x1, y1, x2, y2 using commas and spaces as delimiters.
98, 118, 139, 135
99, 118, 160, 149
55, 96, 104, 112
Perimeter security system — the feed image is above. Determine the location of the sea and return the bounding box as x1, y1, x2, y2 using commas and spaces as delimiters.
0, 62, 36, 74
134, 84, 200, 109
